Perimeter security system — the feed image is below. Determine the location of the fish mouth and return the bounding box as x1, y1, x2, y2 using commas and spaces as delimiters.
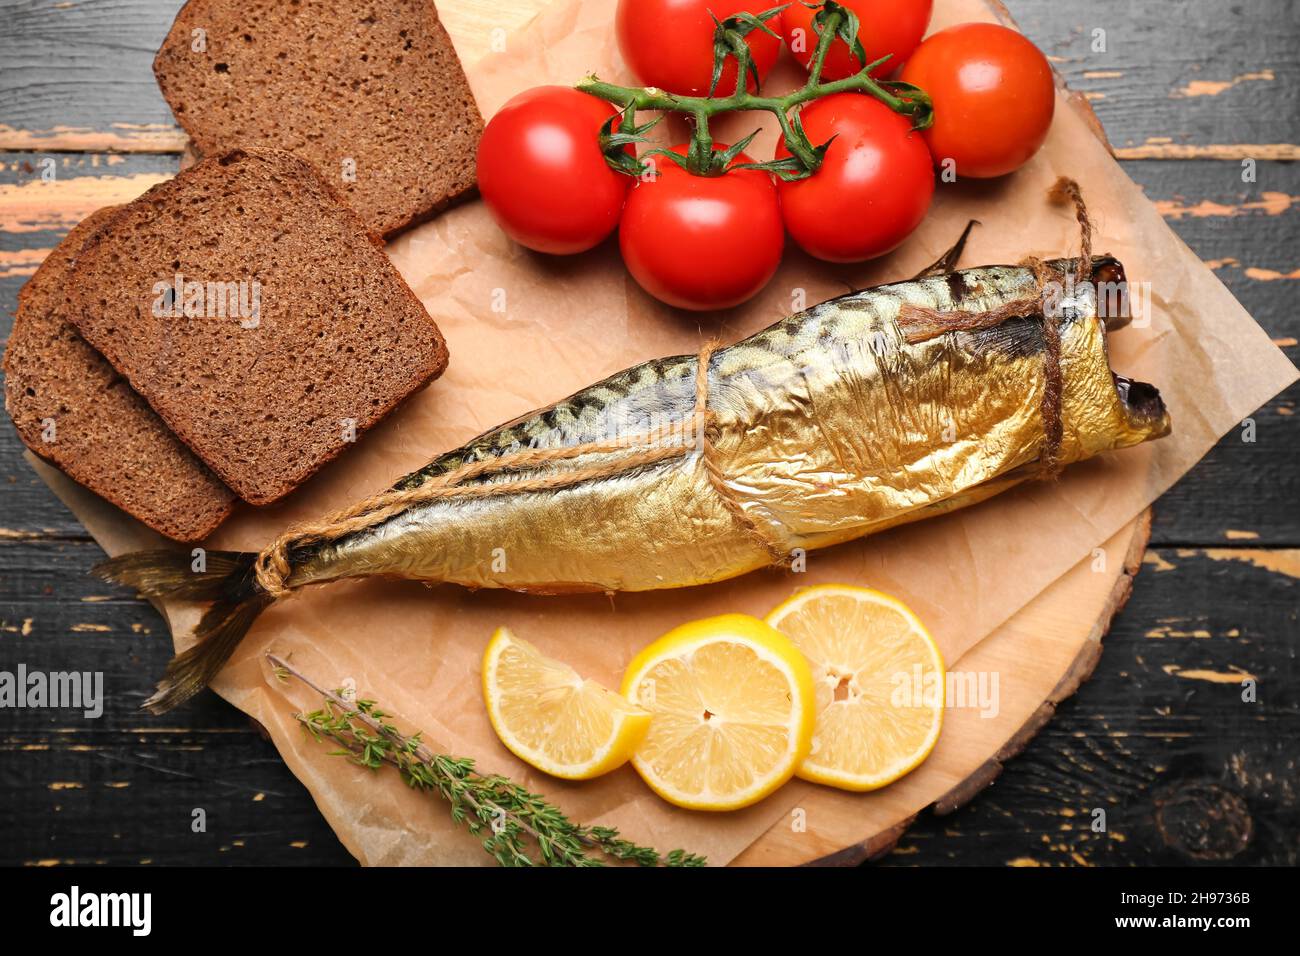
1091, 256, 1171, 442
1114, 373, 1172, 440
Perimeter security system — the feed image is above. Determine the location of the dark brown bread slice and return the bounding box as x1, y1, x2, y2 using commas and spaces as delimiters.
63, 147, 449, 506
153, 0, 483, 237
4, 208, 237, 542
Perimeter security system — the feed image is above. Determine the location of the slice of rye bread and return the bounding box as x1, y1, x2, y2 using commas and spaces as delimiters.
63, 146, 449, 506
153, 0, 483, 238
4, 208, 237, 542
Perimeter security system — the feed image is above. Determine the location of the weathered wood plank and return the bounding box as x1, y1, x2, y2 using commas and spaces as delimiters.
0, 537, 355, 865
0, 153, 174, 239
0, 441, 90, 540
1012, 0, 1300, 157
0, 0, 183, 151
0, 0, 1295, 154
0, 744, 356, 866
1124, 161, 1300, 292
1148, 394, 1299, 547
0, 541, 1293, 864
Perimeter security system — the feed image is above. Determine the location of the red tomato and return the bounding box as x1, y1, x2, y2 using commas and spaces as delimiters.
616, 0, 784, 97
782, 0, 932, 81
476, 86, 631, 255
900, 22, 1055, 179
619, 147, 785, 311
776, 93, 933, 263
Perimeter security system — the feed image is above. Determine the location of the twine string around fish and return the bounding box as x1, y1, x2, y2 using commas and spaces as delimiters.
254, 339, 785, 597
896, 176, 1095, 479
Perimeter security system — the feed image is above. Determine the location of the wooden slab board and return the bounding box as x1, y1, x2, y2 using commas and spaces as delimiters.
428, 0, 1159, 868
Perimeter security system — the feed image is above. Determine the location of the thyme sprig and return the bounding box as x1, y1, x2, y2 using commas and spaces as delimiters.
268, 653, 706, 868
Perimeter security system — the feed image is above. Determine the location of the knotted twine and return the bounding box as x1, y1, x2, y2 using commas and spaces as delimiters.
896, 176, 1095, 480
255, 177, 1097, 598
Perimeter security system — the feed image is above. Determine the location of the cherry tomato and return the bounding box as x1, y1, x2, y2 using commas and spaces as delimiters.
782, 0, 932, 81
619, 146, 784, 311
900, 22, 1055, 179
776, 93, 933, 263
616, 0, 783, 97
476, 86, 631, 255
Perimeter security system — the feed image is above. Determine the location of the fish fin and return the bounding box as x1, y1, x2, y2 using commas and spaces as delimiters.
911, 219, 981, 279
143, 593, 274, 714
93, 549, 272, 713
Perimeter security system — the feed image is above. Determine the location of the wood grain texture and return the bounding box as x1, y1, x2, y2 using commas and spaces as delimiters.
3, 0, 1297, 156
1, 0, 1297, 866
1011, 0, 1300, 158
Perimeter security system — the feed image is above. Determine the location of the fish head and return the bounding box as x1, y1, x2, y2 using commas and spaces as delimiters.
1111, 372, 1172, 446
1065, 255, 1172, 454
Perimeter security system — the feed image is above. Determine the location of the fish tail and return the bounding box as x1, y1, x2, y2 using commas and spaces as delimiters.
93, 549, 273, 713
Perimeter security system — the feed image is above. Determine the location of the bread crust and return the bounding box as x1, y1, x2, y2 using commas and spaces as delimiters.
62, 147, 449, 506
4, 208, 237, 542
153, 0, 483, 237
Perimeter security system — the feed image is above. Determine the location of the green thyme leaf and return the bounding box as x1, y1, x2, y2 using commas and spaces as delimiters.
272, 654, 704, 868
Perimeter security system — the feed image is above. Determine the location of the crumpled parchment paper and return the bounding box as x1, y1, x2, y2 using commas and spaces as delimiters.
35, 0, 1298, 865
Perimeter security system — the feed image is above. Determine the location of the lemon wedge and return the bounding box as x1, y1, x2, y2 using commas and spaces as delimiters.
621, 614, 815, 811
482, 626, 651, 780
765, 585, 944, 792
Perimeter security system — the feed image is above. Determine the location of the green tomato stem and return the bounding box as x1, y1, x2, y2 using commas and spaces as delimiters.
773, 108, 815, 169
580, 61, 918, 126
805, 7, 843, 87
579, 4, 933, 179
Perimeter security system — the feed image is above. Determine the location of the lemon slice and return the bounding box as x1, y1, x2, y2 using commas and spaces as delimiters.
765, 585, 944, 792
482, 627, 651, 780
621, 614, 815, 811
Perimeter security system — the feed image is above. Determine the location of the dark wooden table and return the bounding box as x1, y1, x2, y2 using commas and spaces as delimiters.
1, 0, 1296, 866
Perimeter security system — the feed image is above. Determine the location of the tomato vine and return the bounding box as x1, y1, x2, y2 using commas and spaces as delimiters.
582, 1, 934, 179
